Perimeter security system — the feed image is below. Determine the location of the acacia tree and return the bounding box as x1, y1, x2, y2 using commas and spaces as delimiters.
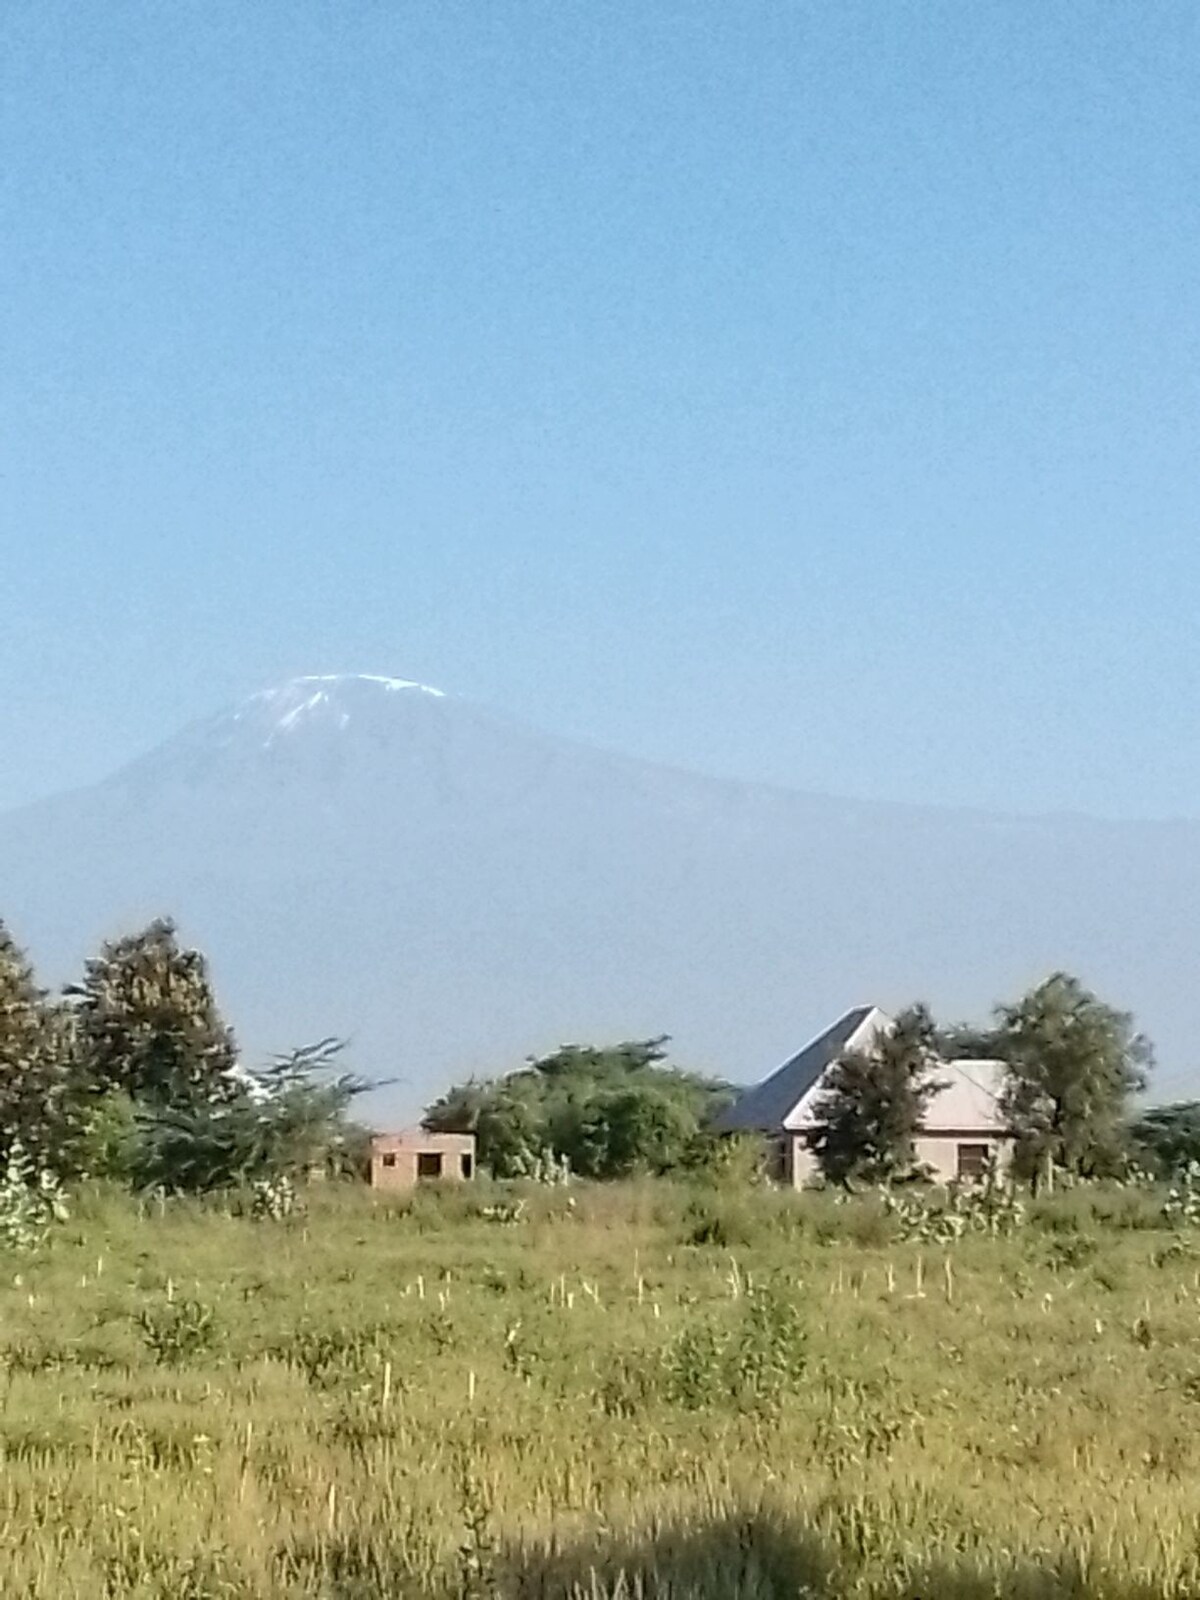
424, 1038, 733, 1177
806, 1004, 944, 1185
996, 972, 1150, 1179
71, 919, 240, 1112
0, 921, 85, 1172
133, 1039, 371, 1193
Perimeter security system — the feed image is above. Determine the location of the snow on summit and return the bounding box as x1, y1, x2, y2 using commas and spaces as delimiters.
106, 672, 456, 791
245, 675, 446, 745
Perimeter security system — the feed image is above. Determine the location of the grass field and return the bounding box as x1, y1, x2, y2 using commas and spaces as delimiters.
3, 1176, 1200, 1598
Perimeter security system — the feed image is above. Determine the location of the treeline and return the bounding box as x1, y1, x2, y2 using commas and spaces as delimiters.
425, 974, 1200, 1188
424, 1038, 736, 1179
5, 908, 1199, 1197
0, 917, 364, 1191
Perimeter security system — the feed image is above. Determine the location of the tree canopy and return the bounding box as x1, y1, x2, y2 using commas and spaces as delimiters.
993, 972, 1150, 1179
806, 1004, 944, 1186
133, 1039, 371, 1193
0, 912, 367, 1194
1130, 1101, 1200, 1177
0, 921, 85, 1173
70, 918, 240, 1112
424, 1037, 734, 1178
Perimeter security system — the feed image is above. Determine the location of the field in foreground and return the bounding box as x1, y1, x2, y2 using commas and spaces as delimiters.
4, 1179, 1200, 1598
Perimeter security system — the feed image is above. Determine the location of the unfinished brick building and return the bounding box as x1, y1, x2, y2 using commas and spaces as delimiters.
369, 1130, 476, 1189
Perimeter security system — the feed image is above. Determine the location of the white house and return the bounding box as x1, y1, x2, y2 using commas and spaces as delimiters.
712, 1005, 1011, 1186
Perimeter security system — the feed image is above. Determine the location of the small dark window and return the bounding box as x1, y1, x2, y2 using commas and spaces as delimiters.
381, 1153, 397, 1169
417, 1151, 444, 1179
460, 1153, 474, 1179
956, 1143, 991, 1181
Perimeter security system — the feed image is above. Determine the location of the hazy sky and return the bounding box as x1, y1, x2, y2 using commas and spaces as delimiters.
2, 2, 1198, 818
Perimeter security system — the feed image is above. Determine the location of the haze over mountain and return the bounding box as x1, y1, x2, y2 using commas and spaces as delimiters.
0, 673, 1195, 1120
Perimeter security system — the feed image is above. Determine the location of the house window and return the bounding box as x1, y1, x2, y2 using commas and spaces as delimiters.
956, 1143, 991, 1181
460, 1153, 474, 1179
381, 1153, 397, 1169
417, 1151, 444, 1179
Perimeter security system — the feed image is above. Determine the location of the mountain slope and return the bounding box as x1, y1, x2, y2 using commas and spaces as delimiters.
0, 675, 1194, 1118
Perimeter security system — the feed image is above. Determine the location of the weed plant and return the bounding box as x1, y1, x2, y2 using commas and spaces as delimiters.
0, 1177, 1198, 1596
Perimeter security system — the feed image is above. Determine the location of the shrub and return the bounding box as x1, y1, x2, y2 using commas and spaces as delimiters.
684, 1198, 757, 1249
0, 1143, 69, 1252
136, 1297, 218, 1365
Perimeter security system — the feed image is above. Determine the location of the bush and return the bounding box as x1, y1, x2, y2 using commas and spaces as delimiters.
685, 1198, 757, 1249
664, 1282, 808, 1413
0, 1144, 70, 1252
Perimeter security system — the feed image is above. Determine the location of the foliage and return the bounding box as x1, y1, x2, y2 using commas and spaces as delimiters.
0, 1141, 69, 1251
995, 973, 1151, 1180
70, 918, 240, 1112
1131, 1101, 1200, 1177
506, 1146, 572, 1185
137, 1294, 219, 1364
806, 1005, 944, 1185
478, 1197, 528, 1224
424, 1037, 734, 1178
4, 1180, 1200, 1596
1162, 1162, 1200, 1229
663, 1280, 808, 1412
935, 1021, 1015, 1062
132, 1038, 368, 1193
75, 1089, 140, 1181
883, 1174, 1027, 1243
249, 1173, 296, 1220
685, 1130, 771, 1186
0, 921, 88, 1174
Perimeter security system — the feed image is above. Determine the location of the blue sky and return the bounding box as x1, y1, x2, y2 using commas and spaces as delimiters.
2, 1, 1197, 818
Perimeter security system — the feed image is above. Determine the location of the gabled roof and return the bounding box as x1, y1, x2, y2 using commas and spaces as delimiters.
712, 1005, 889, 1133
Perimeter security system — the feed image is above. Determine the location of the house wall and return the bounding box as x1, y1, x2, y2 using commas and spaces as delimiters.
783, 1131, 1011, 1188
369, 1132, 476, 1190
787, 1135, 820, 1188
914, 1133, 1012, 1183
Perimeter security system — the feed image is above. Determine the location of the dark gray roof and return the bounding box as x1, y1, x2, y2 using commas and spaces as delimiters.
711, 1006, 879, 1134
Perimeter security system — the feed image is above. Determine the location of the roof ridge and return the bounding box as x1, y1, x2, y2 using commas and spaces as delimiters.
712, 1004, 890, 1134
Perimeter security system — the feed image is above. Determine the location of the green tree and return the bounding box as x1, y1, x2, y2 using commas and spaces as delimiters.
995, 972, 1150, 1180
0, 921, 85, 1173
1130, 1101, 1200, 1177
424, 1037, 733, 1178
133, 1039, 370, 1193
71, 919, 239, 1112
806, 1004, 944, 1186
586, 1084, 699, 1178
935, 1021, 1015, 1062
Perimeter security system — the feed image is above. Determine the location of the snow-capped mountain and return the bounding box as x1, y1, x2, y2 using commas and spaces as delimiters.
0, 673, 1196, 1118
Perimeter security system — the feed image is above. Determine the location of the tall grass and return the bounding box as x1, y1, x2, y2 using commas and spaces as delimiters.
1, 1177, 1198, 1596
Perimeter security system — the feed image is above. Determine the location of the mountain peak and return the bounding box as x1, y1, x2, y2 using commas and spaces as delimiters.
261, 673, 445, 698
245, 674, 446, 745
106, 671, 458, 793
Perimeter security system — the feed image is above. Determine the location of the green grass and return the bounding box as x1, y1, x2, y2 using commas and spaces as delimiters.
2, 1176, 1199, 1597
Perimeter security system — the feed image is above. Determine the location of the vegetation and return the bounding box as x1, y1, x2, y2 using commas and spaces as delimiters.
1131, 1100, 1200, 1176
936, 973, 1152, 1183
0, 921, 84, 1171
806, 1004, 943, 1185
71, 917, 240, 1111
2, 908, 1198, 1594
994, 973, 1151, 1179
424, 1037, 734, 1178
0, 1177, 1195, 1597
0, 916, 363, 1195
131, 1040, 372, 1194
